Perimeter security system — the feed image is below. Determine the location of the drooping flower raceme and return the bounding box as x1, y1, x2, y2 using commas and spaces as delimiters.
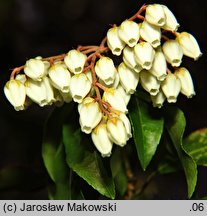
3, 3, 202, 157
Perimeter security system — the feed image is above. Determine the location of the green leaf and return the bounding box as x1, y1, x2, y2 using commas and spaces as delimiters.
183, 128, 207, 166
110, 147, 127, 196
63, 123, 115, 199
165, 106, 197, 198
128, 96, 164, 170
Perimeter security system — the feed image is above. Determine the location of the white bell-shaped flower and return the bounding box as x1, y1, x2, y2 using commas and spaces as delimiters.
118, 62, 139, 94
85, 70, 93, 83
43, 76, 55, 105
176, 32, 202, 60
48, 62, 71, 93
149, 50, 167, 81
162, 40, 183, 67
174, 67, 195, 98
95, 57, 117, 85
64, 49, 87, 74
119, 113, 132, 139
69, 73, 91, 103
103, 88, 128, 113
116, 85, 131, 106
162, 5, 180, 31
78, 97, 102, 134
140, 70, 160, 96
161, 73, 181, 103
118, 20, 140, 47
92, 123, 113, 157
4, 80, 26, 111
145, 4, 166, 27
25, 77, 53, 106
24, 58, 48, 81
107, 117, 128, 147
151, 90, 166, 108
134, 42, 155, 70
123, 46, 142, 73
107, 26, 125, 56
140, 21, 161, 48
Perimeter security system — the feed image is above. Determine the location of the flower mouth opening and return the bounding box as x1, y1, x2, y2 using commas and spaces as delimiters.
150, 89, 159, 96
167, 96, 176, 103
75, 67, 82, 73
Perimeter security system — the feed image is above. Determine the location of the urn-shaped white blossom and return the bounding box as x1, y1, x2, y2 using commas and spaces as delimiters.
116, 85, 131, 106
69, 73, 91, 103
64, 49, 87, 74
24, 58, 48, 81
140, 70, 160, 96
107, 117, 128, 147
118, 62, 139, 94
78, 97, 102, 134
123, 46, 142, 73
107, 27, 125, 56
134, 42, 155, 70
162, 40, 183, 67
145, 4, 166, 27
176, 32, 202, 60
162, 5, 180, 31
92, 123, 113, 157
174, 67, 195, 98
119, 113, 132, 139
151, 91, 166, 108
4, 80, 26, 111
25, 77, 54, 106
95, 57, 117, 85
149, 50, 167, 81
140, 21, 161, 48
48, 62, 71, 93
161, 73, 181, 103
103, 88, 128, 113
118, 20, 140, 47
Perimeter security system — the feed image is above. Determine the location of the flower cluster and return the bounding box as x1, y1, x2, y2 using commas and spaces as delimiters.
4, 3, 202, 157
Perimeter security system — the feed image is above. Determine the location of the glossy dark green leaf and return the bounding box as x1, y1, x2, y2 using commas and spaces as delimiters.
183, 128, 207, 166
110, 147, 127, 196
165, 106, 197, 198
63, 124, 115, 199
128, 96, 164, 170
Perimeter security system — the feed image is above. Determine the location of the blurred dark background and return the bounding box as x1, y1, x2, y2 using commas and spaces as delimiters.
0, 0, 206, 199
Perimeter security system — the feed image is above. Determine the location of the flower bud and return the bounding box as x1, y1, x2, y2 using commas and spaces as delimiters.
48, 62, 71, 93
161, 73, 181, 103
64, 49, 87, 74
145, 4, 166, 27
116, 85, 131, 106
140, 21, 161, 48
118, 20, 140, 47
25, 77, 54, 106
103, 88, 128, 113
107, 26, 125, 56
140, 70, 160, 96
119, 113, 132, 139
118, 62, 139, 94
107, 117, 128, 147
15, 74, 27, 84
78, 97, 102, 134
151, 90, 166, 108
162, 40, 183, 67
174, 67, 195, 98
149, 50, 167, 81
4, 80, 26, 111
176, 32, 202, 60
92, 123, 113, 157
95, 57, 117, 85
134, 42, 155, 70
24, 58, 48, 81
162, 5, 180, 31
69, 73, 91, 103
123, 46, 142, 73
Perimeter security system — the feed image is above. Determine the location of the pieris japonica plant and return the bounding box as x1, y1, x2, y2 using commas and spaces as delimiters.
4, 3, 205, 200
